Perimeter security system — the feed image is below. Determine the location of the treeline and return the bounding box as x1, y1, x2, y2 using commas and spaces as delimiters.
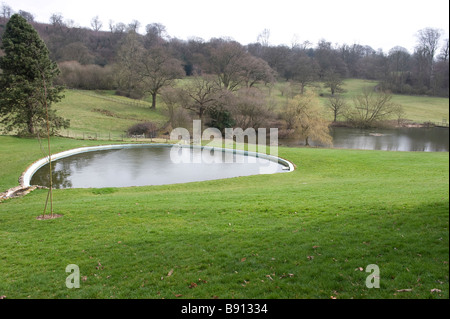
0, 5, 448, 98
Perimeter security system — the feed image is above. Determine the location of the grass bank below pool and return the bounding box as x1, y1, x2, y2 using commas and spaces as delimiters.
0, 136, 448, 299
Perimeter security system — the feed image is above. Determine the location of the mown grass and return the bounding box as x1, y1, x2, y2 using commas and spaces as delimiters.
0, 136, 448, 299
53, 90, 167, 137
315, 79, 449, 123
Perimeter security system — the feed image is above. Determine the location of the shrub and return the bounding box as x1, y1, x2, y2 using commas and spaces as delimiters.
127, 122, 158, 138
56, 61, 114, 90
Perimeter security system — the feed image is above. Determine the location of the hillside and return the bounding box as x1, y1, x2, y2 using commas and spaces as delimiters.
52, 79, 449, 140
53, 90, 168, 138
316, 79, 450, 123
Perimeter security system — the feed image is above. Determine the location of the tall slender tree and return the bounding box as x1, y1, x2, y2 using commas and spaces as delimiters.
0, 14, 68, 135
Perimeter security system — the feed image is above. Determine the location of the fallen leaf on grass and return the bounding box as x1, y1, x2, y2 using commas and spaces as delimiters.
396, 289, 412, 292
279, 273, 294, 279
266, 275, 274, 281
355, 267, 364, 271
189, 282, 198, 289
430, 288, 442, 293
241, 257, 247, 262
167, 269, 174, 277
174, 294, 183, 298
307, 256, 314, 260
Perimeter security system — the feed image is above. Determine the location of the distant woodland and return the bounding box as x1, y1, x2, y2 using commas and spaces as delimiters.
1, 4, 449, 98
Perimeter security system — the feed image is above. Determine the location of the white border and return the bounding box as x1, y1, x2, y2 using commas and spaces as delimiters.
21, 143, 295, 188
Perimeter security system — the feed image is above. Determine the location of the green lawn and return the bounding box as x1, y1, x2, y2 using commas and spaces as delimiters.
53, 90, 168, 138
317, 79, 449, 123
390, 95, 449, 124
0, 136, 448, 299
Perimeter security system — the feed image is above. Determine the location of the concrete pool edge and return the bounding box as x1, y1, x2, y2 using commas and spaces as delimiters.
21, 143, 295, 189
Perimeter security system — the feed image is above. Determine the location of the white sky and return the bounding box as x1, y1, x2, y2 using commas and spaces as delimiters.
6, 0, 450, 53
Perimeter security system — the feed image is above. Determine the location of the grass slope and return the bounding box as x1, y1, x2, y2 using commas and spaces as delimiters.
0, 136, 448, 299
53, 90, 167, 137
52, 79, 450, 139
315, 79, 449, 123
2, 79, 446, 138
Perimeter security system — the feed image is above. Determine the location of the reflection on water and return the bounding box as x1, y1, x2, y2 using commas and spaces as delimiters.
280, 127, 449, 152
31, 146, 287, 189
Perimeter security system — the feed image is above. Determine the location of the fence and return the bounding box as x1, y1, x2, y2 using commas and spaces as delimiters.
59, 130, 171, 143
72, 89, 152, 108
421, 121, 449, 128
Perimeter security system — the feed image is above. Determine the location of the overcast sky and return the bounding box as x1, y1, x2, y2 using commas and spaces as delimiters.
6, 0, 450, 53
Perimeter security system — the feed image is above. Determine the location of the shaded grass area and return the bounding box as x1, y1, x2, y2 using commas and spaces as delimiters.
0, 137, 448, 299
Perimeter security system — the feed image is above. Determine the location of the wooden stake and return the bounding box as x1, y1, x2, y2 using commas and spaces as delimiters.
42, 76, 53, 218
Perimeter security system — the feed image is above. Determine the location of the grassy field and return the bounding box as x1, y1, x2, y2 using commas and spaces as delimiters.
315, 79, 449, 123
0, 136, 448, 299
0, 79, 448, 299
53, 90, 168, 138
46, 79, 449, 142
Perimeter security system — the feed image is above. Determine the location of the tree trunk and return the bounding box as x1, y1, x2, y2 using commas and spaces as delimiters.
27, 118, 35, 135
27, 106, 35, 135
151, 93, 157, 109
305, 136, 309, 146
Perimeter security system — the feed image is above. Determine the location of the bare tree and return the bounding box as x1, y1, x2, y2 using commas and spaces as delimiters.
145, 23, 169, 47
328, 94, 348, 122
323, 68, 345, 96
108, 20, 115, 33
139, 46, 185, 109
229, 87, 274, 130
257, 28, 270, 47
179, 75, 226, 129
127, 20, 141, 33
344, 88, 402, 128
114, 32, 145, 98
416, 28, 442, 62
114, 22, 127, 34
386, 46, 411, 92
439, 39, 449, 62
18, 10, 34, 22
1, 2, 12, 22
416, 28, 442, 86
291, 35, 312, 51
392, 104, 406, 126
160, 86, 191, 128
64, 19, 77, 29
208, 40, 247, 91
91, 15, 103, 32
241, 55, 276, 88
290, 54, 319, 94
50, 13, 64, 27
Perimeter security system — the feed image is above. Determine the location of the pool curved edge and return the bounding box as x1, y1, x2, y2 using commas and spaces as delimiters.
21, 143, 296, 188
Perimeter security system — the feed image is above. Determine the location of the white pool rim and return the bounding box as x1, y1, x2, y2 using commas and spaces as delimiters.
21, 143, 295, 188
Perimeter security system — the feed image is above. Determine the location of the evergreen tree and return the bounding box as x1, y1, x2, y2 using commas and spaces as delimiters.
0, 14, 69, 135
